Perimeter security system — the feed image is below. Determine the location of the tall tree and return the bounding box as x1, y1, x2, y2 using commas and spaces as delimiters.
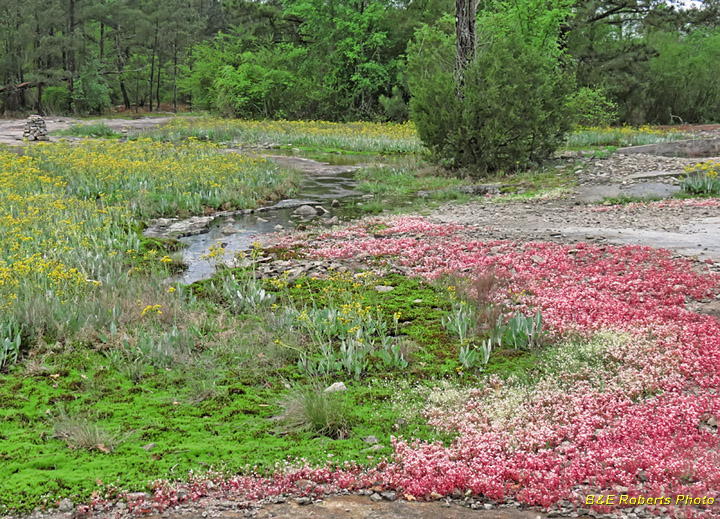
454, 0, 477, 97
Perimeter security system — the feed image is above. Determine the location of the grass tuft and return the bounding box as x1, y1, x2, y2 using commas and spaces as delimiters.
54, 123, 123, 139
280, 386, 351, 439
50, 407, 124, 452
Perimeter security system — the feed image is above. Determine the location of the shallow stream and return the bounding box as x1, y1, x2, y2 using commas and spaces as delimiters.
172, 152, 374, 284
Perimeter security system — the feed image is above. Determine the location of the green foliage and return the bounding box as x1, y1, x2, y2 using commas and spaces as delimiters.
41, 86, 71, 115
409, 23, 573, 172
441, 301, 474, 344
566, 87, 618, 128
209, 272, 277, 314
379, 86, 409, 122
0, 319, 22, 371
647, 30, 720, 123
72, 66, 112, 115
499, 310, 545, 350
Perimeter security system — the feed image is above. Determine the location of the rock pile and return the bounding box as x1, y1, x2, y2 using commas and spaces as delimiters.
23, 115, 48, 141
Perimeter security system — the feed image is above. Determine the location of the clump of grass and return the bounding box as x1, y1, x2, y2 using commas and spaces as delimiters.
566, 125, 687, 148
356, 166, 468, 198
280, 386, 351, 439
50, 406, 123, 452
54, 123, 123, 139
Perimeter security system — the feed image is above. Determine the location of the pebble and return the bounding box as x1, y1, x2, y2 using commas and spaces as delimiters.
324, 382, 347, 393
58, 498, 74, 512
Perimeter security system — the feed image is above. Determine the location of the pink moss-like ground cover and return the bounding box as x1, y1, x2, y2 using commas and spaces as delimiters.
129, 216, 719, 517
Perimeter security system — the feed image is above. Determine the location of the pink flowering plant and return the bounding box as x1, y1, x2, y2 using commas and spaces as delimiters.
268, 215, 720, 514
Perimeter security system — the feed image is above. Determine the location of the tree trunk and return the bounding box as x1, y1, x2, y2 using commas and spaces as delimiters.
115, 33, 131, 109
67, 0, 76, 112
455, 0, 477, 99
149, 28, 157, 112
36, 83, 43, 114
156, 60, 161, 110
172, 45, 178, 113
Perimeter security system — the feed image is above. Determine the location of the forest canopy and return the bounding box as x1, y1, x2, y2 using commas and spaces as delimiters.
2, 0, 720, 125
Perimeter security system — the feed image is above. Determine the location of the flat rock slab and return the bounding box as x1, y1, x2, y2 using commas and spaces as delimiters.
623, 182, 680, 198
574, 182, 679, 203
255, 497, 546, 519
574, 185, 623, 203
560, 220, 720, 262
625, 170, 681, 181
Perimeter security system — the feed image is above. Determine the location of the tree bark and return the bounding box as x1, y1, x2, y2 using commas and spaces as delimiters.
149, 28, 157, 112
156, 58, 161, 109
455, 0, 477, 99
115, 33, 131, 109
172, 45, 178, 113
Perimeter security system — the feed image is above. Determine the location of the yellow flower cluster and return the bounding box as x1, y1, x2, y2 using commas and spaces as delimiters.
30, 138, 296, 217
685, 159, 720, 178
0, 151, 120, 309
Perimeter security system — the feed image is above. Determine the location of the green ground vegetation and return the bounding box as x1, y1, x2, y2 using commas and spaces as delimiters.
1, 263, 546, 513
53, 123, 123, 139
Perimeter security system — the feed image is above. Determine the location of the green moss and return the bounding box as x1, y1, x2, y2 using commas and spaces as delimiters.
1, 269, 551, 513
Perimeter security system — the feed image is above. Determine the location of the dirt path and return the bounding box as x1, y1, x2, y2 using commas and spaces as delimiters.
155, 495, 548, 519
0, 115, 176, 145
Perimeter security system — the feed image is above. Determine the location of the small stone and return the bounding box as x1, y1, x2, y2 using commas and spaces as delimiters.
370, 493, 383, 502
428, 492, 443, 500
274, 224, 284, 231
362, 444, 385, 452
361, 194, 374, 200
293, 205, 318, 216
324, 382, 347, 393
58, 498, 74, 512
374, 285, 394, 293
294, 479, 314, 490
331, 199, 341, 208
256, 217, 268, 223
364, 435, 379, 445
381, 491, 397, 501
142, 442, 156, 451
483, 503, 494, 510
413, 299, 422, 303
